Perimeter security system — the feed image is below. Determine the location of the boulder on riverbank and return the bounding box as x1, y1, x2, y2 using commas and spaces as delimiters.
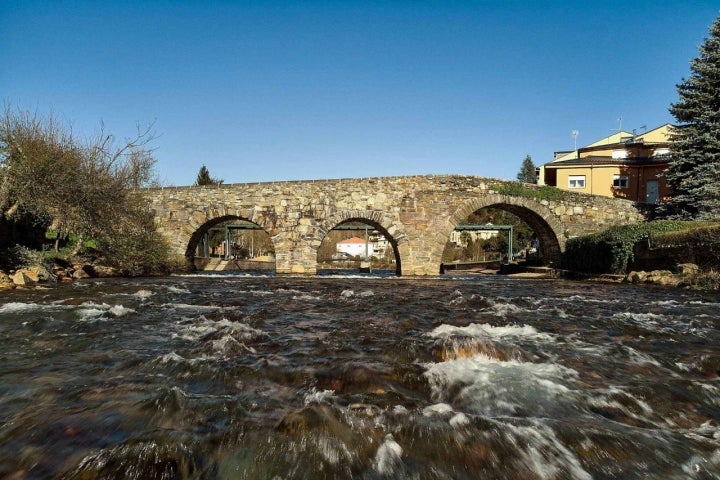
623, 263, 719, 289
0, 261, 124, 288
0, 271, 15, 290
625, 269, 681, 286
11, 269, 39, 286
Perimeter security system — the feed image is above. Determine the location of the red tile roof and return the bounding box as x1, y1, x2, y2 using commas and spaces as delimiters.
338, 237, 367, 244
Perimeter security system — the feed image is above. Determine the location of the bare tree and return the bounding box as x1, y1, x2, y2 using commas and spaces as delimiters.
0, 106, 168, 271
0, 108, 82, 248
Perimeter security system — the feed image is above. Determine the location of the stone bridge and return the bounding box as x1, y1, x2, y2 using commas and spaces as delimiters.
144, 175, 645, 275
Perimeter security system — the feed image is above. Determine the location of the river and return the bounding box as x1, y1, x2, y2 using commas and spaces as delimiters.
1, 273, 719, 479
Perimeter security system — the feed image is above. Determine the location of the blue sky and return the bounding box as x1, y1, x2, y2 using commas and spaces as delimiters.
2, 1, 718, 186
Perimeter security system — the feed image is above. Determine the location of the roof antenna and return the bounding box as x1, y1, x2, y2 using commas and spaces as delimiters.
572, 130, 579, 151
634, 125, 647, 141
609, 116, 623, 143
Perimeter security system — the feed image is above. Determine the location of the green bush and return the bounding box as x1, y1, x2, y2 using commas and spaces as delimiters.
96, 224, 170, 276
563, 221, 691, 274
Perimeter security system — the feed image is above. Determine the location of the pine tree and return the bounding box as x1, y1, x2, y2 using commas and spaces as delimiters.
195, 165, 223, 186
516, 155, 537, 183
662, 15, 720, 220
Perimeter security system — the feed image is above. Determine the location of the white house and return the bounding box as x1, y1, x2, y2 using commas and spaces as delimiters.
336, 237, 374, 258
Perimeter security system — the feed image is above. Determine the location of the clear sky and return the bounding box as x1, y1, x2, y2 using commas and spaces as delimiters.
2, 1, 718, 186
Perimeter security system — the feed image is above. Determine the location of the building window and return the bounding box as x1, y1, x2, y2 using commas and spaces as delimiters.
568, 175, 586, 189
613, 174, 629, 188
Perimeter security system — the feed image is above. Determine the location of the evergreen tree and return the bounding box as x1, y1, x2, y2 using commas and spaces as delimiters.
195, 165, 223, 186
516, 155, 537, 183
662, 15, 720, 220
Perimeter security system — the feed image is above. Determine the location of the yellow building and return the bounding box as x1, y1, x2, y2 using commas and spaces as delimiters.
539, 124, 673, 204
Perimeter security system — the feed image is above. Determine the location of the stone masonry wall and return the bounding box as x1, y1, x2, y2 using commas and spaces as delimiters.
143, 175, 645, 276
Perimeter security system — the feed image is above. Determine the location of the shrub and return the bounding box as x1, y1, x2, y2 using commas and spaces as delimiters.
563, 221, 690, 274
0, 245, 42, 270
696, 271, 720, 290
159, 255, 193, 275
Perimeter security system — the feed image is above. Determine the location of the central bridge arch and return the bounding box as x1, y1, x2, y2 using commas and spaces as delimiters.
438, 194, 566, 267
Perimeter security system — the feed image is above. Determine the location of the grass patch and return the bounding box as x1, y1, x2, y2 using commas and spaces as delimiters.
492, 182, 567, 202
649, 222, 720, 248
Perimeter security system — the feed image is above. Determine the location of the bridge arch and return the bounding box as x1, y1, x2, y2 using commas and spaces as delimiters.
185, 213, 277, 270
314, 209, 409, 276
437, 194, 566, 268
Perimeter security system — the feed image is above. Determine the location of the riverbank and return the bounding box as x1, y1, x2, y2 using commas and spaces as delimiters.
538, 264, 718, 290
0, 261, 125, 290
1, 257, 718, 291
472, 262, 720, 290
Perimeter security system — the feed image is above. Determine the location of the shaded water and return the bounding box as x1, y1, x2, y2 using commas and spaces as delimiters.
1, 273, 720, 479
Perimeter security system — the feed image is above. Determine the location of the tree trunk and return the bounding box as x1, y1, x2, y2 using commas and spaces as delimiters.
54, 227, 63, 252
71, 232, 84, 256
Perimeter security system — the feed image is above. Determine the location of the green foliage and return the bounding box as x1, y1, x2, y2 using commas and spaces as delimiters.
563, 220, 720, 284
45, 229, 96, 246
464, 208, 533, 254
563, 221, 691, 274
42, 229, 97, 259
493, 182, 567, 202
441, 207, 533, 263
516, 155, 537, 183
661, 15, 720, 220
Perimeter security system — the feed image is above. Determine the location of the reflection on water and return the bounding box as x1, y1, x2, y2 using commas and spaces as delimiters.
1, 274, 719, 479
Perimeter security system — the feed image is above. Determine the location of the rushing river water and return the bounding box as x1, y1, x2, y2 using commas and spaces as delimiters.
1, 273, 720, 479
